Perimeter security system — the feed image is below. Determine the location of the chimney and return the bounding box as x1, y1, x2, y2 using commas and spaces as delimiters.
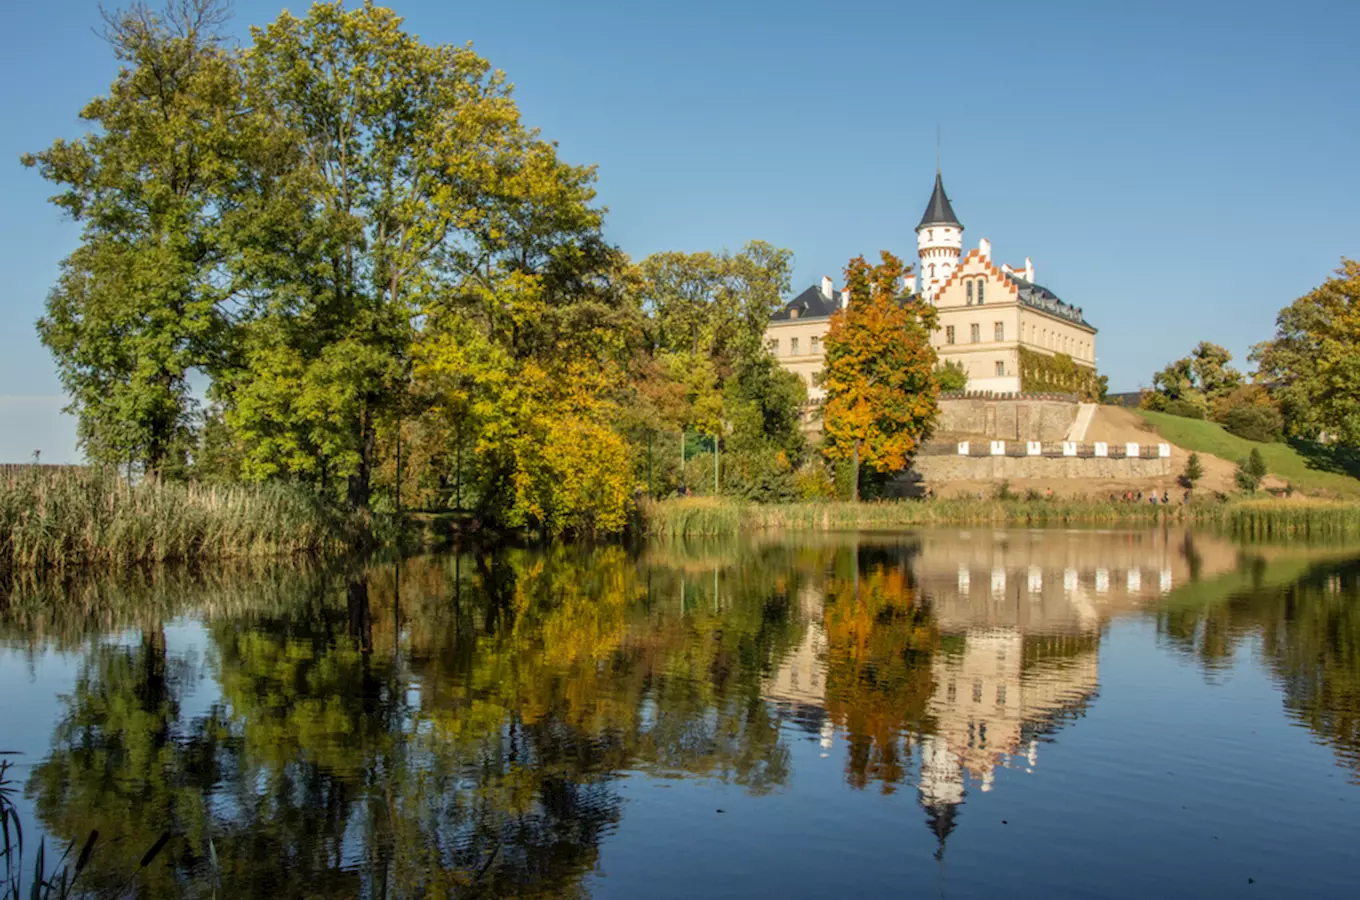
979, 238, 991, 260
820, 275, 834, 301
1024, 257, 1034, 282
840, 288, 850, 309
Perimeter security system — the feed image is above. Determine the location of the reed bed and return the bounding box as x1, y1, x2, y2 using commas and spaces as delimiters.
640, 497, 1178, 537
1, 468, 363, 570
640, 496, 1360, 539
1197, 498, 1360, 541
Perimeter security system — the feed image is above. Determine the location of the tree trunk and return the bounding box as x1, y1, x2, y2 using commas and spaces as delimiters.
852, 438, 860, 503
347, 404, 376, 510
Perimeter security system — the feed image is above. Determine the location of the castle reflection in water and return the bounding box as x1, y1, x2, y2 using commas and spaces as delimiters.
761, 528, 1232, 853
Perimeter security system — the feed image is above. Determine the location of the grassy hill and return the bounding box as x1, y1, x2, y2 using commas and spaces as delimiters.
1134, 409, 1360, 498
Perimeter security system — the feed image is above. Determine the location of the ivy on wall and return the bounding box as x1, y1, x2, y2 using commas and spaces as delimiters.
1019, 348, 1104, 401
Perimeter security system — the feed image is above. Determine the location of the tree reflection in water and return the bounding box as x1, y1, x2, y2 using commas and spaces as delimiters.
5, 536, 1359, 894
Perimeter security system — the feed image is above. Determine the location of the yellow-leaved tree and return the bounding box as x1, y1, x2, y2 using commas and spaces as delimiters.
821, 252, 940, 500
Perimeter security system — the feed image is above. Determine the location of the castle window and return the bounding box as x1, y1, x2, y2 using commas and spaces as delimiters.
929, 263, 936, 278
790, 337, 799, 355
945, 325, 955, 345
966, 282, 974, 304
996, 360, 1006, 377
994, 322, 1004, 342
768, 339, 778, 354
977, 280, 985, 304
928, 229, 934, 241
810, 336, 820, 354
970, 323, 980, 343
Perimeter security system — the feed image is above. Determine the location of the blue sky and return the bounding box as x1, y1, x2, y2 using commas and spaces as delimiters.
3, 0, 1358, 463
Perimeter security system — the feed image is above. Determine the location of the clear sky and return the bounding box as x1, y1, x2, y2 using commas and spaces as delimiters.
3, 0, 1358, 463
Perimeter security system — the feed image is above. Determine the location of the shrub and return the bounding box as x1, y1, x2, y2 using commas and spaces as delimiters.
792, 463, 835, 501
1222, 404, 1283, 443
1162, 398, 1206, 420
1182, 452, 1204, 488
1235, 448, 1268, 493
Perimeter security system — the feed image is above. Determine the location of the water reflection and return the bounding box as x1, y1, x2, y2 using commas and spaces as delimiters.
1, 529, 1358, 896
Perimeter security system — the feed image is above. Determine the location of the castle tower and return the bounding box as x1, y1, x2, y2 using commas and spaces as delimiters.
915, 172, 963, 301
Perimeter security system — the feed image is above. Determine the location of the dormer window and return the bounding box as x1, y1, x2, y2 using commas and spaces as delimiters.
789, 307, 799, 320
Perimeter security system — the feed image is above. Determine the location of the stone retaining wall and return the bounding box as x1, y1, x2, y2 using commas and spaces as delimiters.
915, 454, 1171, 482
937, 396, 1079, 442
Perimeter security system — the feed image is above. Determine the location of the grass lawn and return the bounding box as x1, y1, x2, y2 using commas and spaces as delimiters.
1134, 409, 1360, 498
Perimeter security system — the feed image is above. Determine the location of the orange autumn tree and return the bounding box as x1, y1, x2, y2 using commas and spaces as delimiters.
821, 252, 941, 500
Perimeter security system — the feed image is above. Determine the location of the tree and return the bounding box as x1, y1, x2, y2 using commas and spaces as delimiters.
218, 1, 529, 508
1143, 342, 1242, 418
1251, 259, 1360, 445
1183, 452, 1204, 488
25, 0, 243, 476
821, 252, 940, 501
1235, 448, 1267, 493
935, 360, 967, 392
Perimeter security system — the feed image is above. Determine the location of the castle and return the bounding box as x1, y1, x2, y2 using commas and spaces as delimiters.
765, 172, 1098, 422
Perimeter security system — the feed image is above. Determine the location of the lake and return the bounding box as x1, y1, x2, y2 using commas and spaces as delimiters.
1, 528, 1358, 898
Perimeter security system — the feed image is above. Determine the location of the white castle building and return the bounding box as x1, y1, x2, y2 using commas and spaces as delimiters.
765, 171, 1098, 417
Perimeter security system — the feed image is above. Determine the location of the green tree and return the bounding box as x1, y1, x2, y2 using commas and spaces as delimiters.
1235, 447, 1267, 493
935, 359, 967, 392
1183, 451, 1204, 488
821, 253, 940, 501
1143, 341, 1242, 417
1251, 259, 1360, 445
24, 0, 243, 476
218, 1, 527, 508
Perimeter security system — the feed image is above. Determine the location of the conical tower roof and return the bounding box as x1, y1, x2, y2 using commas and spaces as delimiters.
917, 172, 962, 231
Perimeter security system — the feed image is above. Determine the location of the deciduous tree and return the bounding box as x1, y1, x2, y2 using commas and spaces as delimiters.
821, 252, 940, 500
1251, 259, 1360, 445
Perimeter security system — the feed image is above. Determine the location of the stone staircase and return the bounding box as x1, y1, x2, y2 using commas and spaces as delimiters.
1066, 403, 1098, 442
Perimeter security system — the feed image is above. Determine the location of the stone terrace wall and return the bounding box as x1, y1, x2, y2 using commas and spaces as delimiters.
937, 393, 1079, 442
915, 454, 1171, 482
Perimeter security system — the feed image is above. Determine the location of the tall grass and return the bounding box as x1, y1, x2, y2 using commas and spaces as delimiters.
1197, 498, 1360, 541
640, 496, 1360, 540
640, 497, 1178, 537
1, 468, 363, 570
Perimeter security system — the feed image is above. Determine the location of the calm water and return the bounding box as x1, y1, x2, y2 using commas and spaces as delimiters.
2, 528, 1359, 898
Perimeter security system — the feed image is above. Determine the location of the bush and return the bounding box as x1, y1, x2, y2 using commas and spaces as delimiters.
1222, 404, 1283, 443
1182, 452, 1204, 488
1162, 398, 1206, 420
792, 463, 835, 501
1235, 448, 1267, 493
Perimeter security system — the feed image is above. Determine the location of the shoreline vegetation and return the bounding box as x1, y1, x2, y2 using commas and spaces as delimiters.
6, 468, 1360, 571
1, 468, 363, 570
640, 496, 1360, 541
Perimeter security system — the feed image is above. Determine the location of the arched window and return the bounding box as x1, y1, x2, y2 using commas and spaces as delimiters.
977, 280, 985, 304
929, 263, 936, 277
966, 282, 973, 304
928, 229, 934, 241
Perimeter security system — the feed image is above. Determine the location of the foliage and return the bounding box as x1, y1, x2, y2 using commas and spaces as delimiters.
1017, 348, 1101, 399
23, 0, 242, 476
1236, 448, 1268, 493
1162, 398, 1206, 420
1223, 404, 1283, 443
1142, 341, 1242, 416
1136, 409, 1360, 498
1184, 452, 1204, 488
821, 252, 939, 500
1251, 259, 1360, 445
935, 359, 967, 392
